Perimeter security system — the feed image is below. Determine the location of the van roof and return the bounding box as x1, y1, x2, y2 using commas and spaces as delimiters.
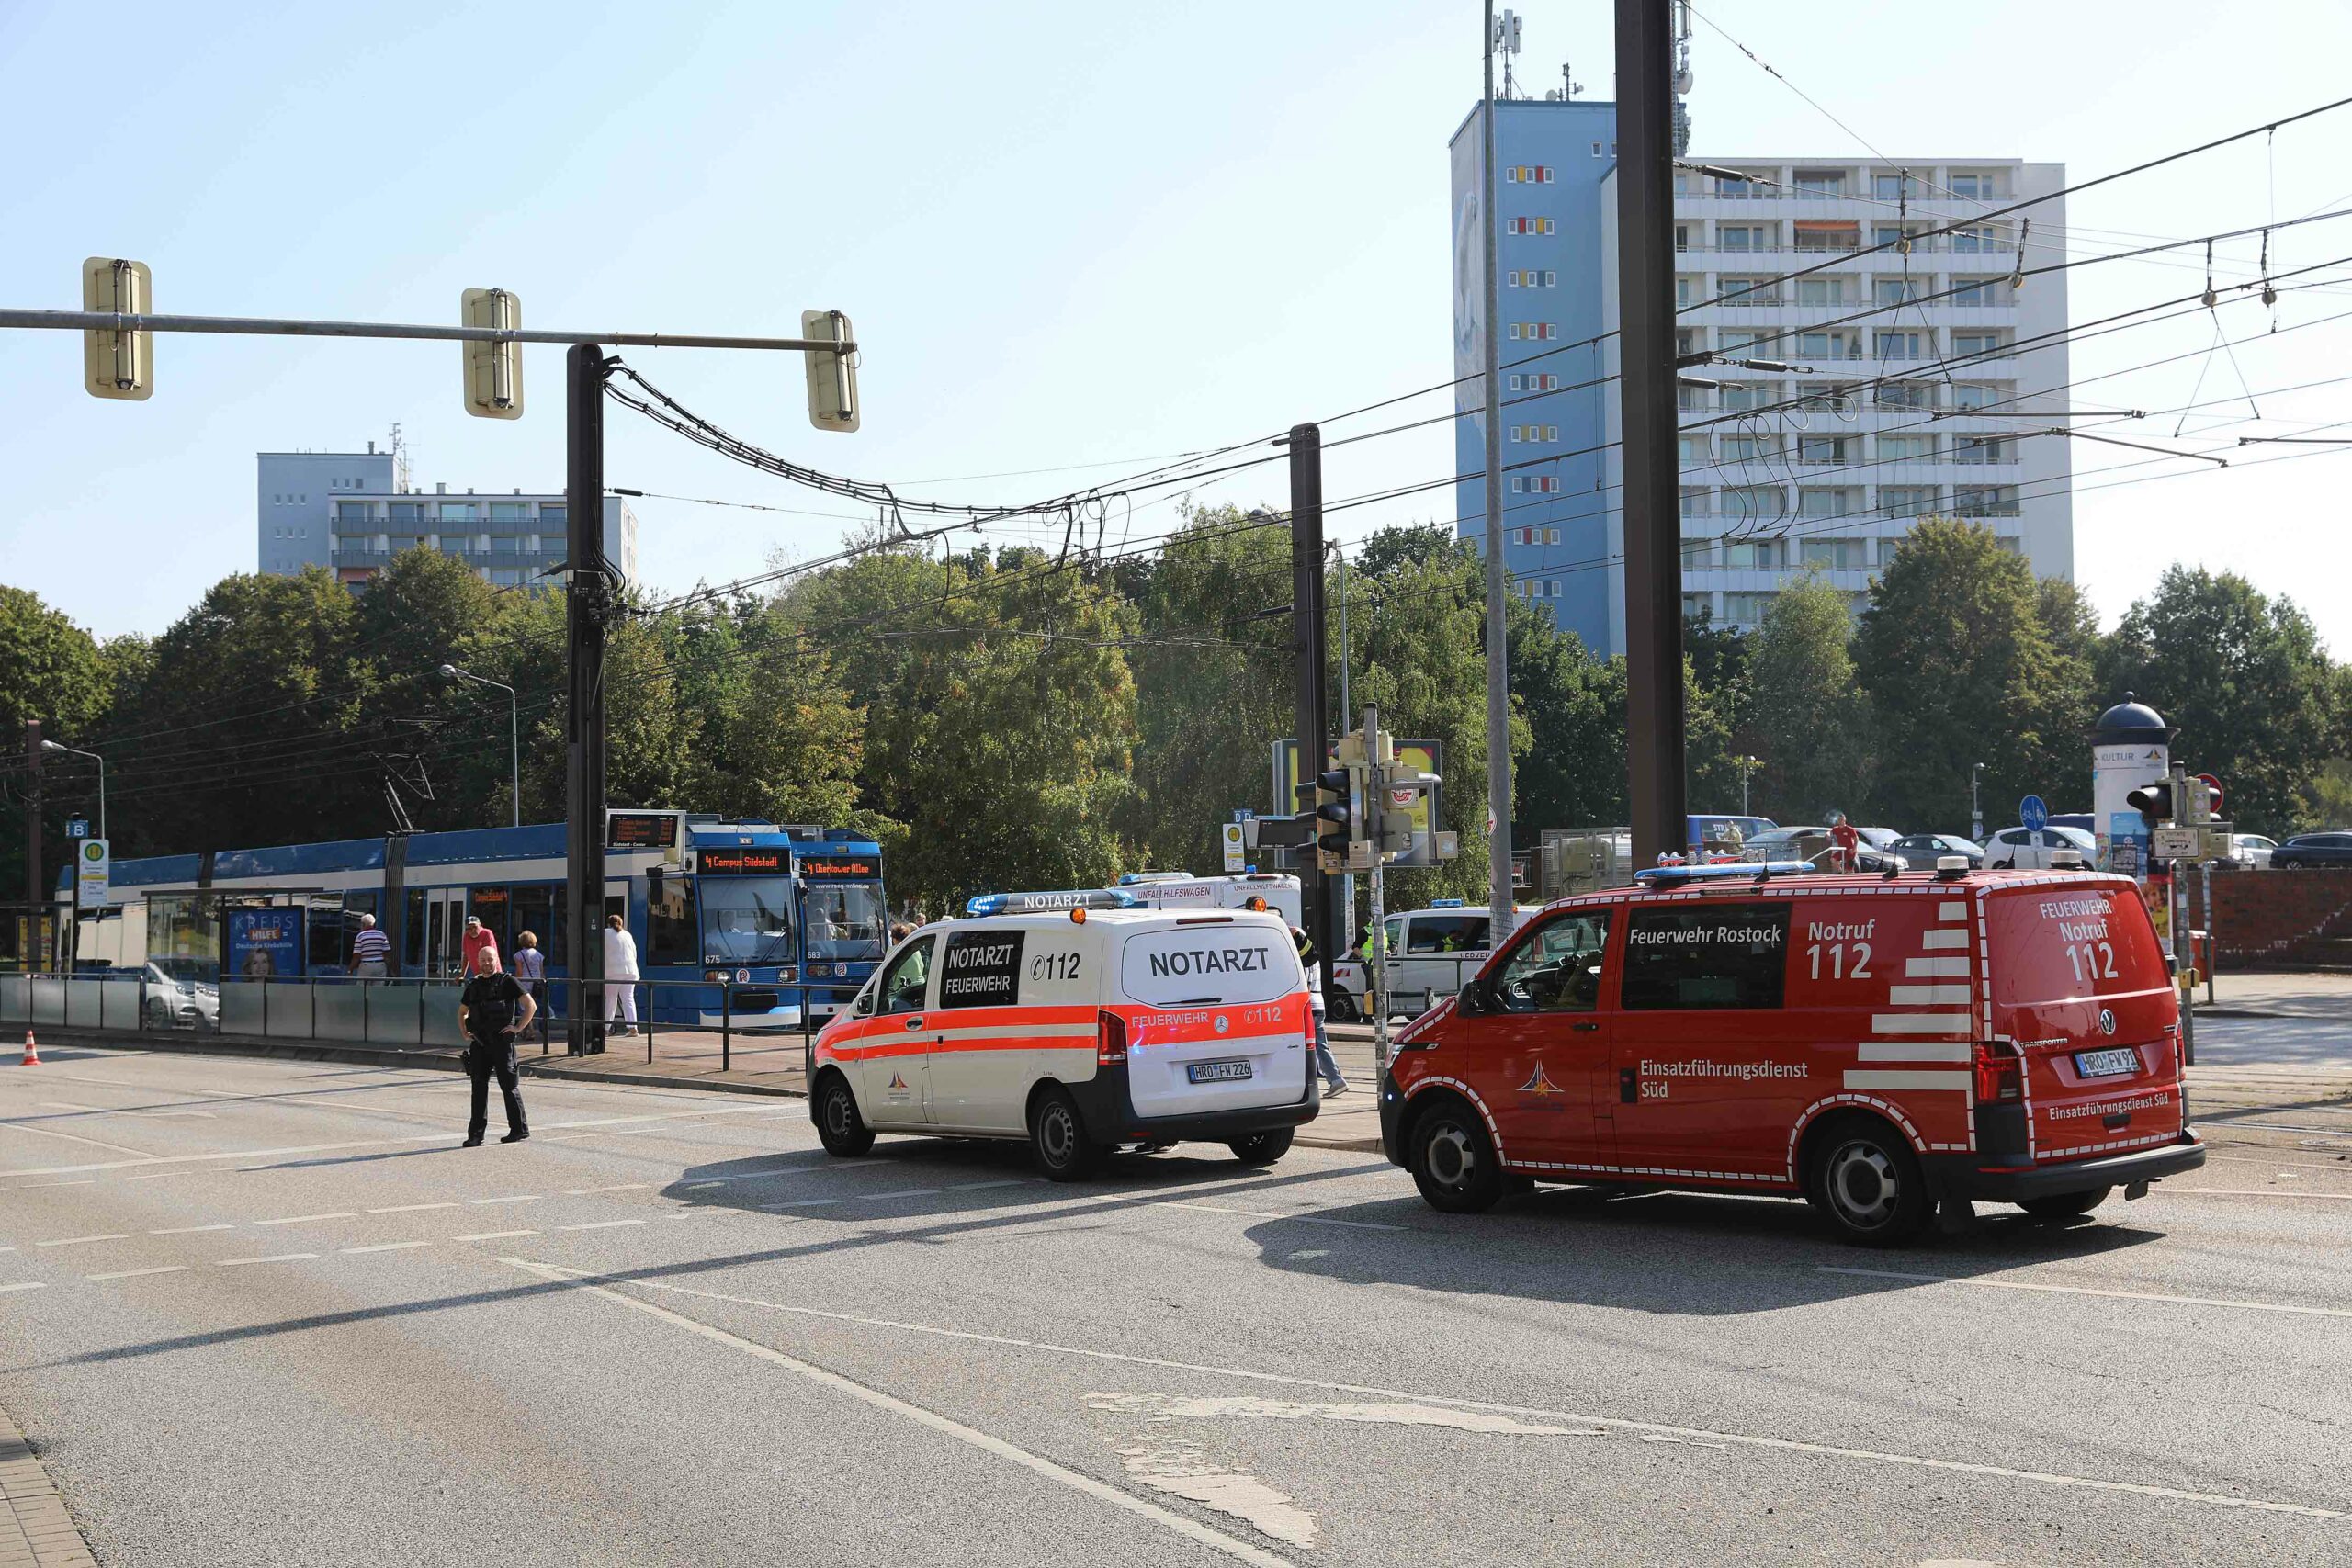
927, 908, 1290, 934
1539, 867, 2134, 917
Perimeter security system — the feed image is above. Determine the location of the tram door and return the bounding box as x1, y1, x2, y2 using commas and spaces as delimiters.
426, 889, 468, 977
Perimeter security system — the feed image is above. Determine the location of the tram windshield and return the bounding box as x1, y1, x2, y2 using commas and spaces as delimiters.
802, 882, 888, 962
697, 877, 797, 966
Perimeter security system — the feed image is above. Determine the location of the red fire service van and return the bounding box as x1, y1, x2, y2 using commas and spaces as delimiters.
1377, 861, 2205, 1245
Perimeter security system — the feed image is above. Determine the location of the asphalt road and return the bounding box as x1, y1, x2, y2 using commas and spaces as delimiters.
2, 1045, 2347, 1567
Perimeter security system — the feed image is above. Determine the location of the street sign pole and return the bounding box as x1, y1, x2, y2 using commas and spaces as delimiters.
564, 344, 611, 1058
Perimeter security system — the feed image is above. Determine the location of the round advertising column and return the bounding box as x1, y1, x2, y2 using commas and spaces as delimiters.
2088, 694, 2176, 876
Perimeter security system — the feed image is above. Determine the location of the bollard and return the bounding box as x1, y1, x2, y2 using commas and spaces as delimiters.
644, 984, 656, 1065
721, 978, 732, 1073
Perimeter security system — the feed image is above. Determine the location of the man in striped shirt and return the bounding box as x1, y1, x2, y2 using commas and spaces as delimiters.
351, 914, 391, 978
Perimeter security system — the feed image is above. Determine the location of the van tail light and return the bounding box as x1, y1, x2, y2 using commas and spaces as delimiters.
1973, 1041, 2023, 1103
1097, 1010, 1128, 1066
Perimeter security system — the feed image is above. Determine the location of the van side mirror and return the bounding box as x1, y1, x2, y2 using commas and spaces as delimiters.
1458, 976, 1493, 1016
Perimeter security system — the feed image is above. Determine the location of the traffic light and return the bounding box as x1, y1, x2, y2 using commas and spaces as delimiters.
82, 256, 153, 400
461, 288, 524, 420
802, 309, 860, 433
1377, 764, 1442, 859
2127, 781, 2177, 832
1313, 766, 1359, 870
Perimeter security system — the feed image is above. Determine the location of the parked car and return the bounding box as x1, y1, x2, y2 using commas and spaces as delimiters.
1983, 824, 2098, 870
1331, 902, 1542, 1021
141, 963, 220, 1031
2229, 833, 2278, 869
2272, 831, 2352, 869
1888, 832, 1986, 869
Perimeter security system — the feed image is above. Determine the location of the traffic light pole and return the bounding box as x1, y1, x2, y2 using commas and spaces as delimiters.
23, 724, 41, 966
565, 344, 611, 1057
1614, 0, 1689, 866
1288, 423, 1340, 1008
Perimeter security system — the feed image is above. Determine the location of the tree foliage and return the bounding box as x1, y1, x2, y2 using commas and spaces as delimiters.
1744, 574, 1872, 822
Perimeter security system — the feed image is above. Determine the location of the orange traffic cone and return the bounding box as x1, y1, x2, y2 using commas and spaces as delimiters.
20, 1028, 40, 1066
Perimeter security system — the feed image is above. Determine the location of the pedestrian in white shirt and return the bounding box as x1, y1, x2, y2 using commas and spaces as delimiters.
1291, 926, 1349, 1097
603, 913, 641, 1036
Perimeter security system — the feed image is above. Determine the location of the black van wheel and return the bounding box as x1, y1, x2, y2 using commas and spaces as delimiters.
814, 1076, 875, 1157
1328, 992, 1361, 1024
1228, 1129, 1294, 1166
1030, 1088, 1102, 1181
2019, 1187, 2111, 1220
1409, 1100, 1503, 1213
1811, 1122, 1930, 1247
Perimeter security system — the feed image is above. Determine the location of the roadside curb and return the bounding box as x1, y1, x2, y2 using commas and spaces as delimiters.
0, 1402, 99, 1568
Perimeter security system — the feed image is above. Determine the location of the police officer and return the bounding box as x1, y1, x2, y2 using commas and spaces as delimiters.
458, 947, 535, 1148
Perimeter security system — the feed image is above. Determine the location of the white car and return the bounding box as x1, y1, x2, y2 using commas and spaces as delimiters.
141, 963, 220, 1031
1330, 902, 1541, 1021
1982, 824, 2098, 869
809, 906, 1317, 1179
2232, 833, 2278, 869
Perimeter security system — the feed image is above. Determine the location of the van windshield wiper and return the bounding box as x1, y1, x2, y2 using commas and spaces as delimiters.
1172, 996, 1219, 1005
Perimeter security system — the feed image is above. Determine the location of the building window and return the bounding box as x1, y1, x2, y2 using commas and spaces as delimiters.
1801, 537, 1868, 570
1680, 487, 1710, 517
1871, 173, 1917, 201
1954, 486, 2018, 517
1951, 382, 2003, 410
1679, 434, 1707, 463
1507, 374, 1523, 391
1953, 435, 2013, 464
1546, 527, 1559, 544
1875, 381, 1935, 410
1879, 486, 1938, 517
1719, 383, 1769, 412
1592, 141, 1603, 157
1718, 225, 1766, 252
1793, 222, 1860, 252
1720, 434, 1778, 462
1948, 172, 2003, 200
1800, 488, 1857, 518
1796, 276, 1849, 306
1721, 592, 1775, 626
1794, 171, 1845, 197
1873, 276, 1924, 306
1951, 277, 2013, 308
1718, 276, 1780, 307
1877, 435, 1935, 462
1548, 579, 1561, 597
1724, 486, 1781, 524
1952, 331, 2007, 362
1874, 331, 1924, 361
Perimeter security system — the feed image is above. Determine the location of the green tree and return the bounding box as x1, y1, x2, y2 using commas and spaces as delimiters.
0, 585, 115, 897
2098, 567, 2337, 836
1855, 520, 2075, 833
1746, 574, 1871, 821
1511, 615, 1625, 830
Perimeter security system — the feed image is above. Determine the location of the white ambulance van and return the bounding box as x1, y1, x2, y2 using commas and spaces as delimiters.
810, 901, 1319, 1179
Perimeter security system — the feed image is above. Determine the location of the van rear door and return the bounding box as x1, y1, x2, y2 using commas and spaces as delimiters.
1114, 917, 1309, 1117
1985, 880, 2185, 1163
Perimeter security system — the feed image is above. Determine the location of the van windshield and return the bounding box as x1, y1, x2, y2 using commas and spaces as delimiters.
1119, 924, 1300, 1008
1988, 886, 2167, 1004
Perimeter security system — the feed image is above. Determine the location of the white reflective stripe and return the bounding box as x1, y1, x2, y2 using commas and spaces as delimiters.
1871, 1014, 1973, 1034
1921, 929, 1969, 951
1844, 1069, 1970, 1091
1905, 957, 1970, 977
1937, 900, 1967, 920
1887, 984, 1971, 1006
930, 1021, 1097, 1042
1857, 1041, 1972, 1064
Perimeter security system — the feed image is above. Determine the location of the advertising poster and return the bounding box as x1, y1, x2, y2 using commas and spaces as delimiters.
227, 909, 301, 979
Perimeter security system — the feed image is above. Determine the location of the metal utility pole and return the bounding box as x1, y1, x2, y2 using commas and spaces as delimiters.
564, 344, 612, 1057
1288, 423, 1338, 1006
1479, 0, 1516, 937
1333, 546, 1356, 956
22, 724, 41, 946
1615, 0, 1687, 865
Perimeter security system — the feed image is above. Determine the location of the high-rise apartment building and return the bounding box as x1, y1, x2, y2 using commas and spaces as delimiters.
257, 446, 637, 592
1451, 98, 2071, 655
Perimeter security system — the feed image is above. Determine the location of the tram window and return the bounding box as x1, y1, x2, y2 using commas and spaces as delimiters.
510, 886, 553, 964
469, 886, 511, 954
647, 874, 698, 967
307, 895, 350, 974
405, 888, 427, 970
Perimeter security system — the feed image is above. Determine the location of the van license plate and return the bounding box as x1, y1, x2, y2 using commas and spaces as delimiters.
1187, 1059, 1253, 1084
2074, 1046, 2139, 1078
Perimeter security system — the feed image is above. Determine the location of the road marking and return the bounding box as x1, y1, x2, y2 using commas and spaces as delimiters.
1817, 1266, 2352, 1320
559, 1219, 647, 1232
453, 1229, 539, 1242
469, 1194, 540, 1205
951, 1179, 1028, 1190
0, 1281, 50, 1293
1156, 1201, 1406, 1234
0, 1119, 156, 1156
865, 1188, 943, 1201
35, 1234, 128, 1248
0, 1179, 97, 1189
587, 1270, 2348, 1524
219, 1253, 316, 1267
564, 1183, 650, 1195
150, 1224, 233, 1235
253, 1212, 357, 1226
342, 1241, 433, 1255
86, 1266, 190, 1281
41, 1100, 214, 1120
760, 1198, 842, 1209
681, 1179, 735, 1190
368, 1202, 458, 1214
2163, 1188, 2352, 1201
503, 1259, 1297, 1568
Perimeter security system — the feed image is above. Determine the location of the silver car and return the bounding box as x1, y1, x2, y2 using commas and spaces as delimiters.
141, 963, 220, 1031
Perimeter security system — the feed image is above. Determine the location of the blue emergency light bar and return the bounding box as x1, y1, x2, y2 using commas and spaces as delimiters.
1633, 861, 1814, 886
1427, 897, 1467, 908
964, 888, 1145, 916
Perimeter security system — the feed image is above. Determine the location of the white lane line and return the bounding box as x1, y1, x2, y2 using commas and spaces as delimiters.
469, 1195, 540, 1206
1155, 1201, 1406, 1234
681, 1179, 735, 1190
0, 1247, 11, 1253
0, 1100, 784, 1179
759, 1199, 842, 1209
1818, 1266, 2352, 1321
0, 1118, 157, 1157
218, 1253, 317, 1268
503, 1259, 1296, 1568
342, 1241, 433, 1255
368, 1202, 458, 1214
559, 1219, 648, 1232
35, 1234, 128, 1248
87, 1266, 191, 1281
865, 1188, 943, 1201
565, 1183, 651, 1196
583, 1269, 2348, 1525
252, 1212, 357, 1226
0, 1281, 50, 1293
122, 1172, 190, 1182
150, 1224, 233, 1235
453, 1229, 539, 1242
2163, 1188, 2352, 1201
950, 1179, 1028, 1190
0, 1179, 96, 1189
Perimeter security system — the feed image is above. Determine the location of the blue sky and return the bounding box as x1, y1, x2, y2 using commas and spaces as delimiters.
6, 1, 2352, 652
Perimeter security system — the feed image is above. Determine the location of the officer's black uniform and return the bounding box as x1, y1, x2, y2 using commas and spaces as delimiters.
459, 969, 530, 1146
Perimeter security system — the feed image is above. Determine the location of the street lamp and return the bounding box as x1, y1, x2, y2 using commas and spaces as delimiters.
40, 740, 104, 840
1734, 755, 1761, 818
437, 664, 520, 829
1971, 761, 1986, 842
